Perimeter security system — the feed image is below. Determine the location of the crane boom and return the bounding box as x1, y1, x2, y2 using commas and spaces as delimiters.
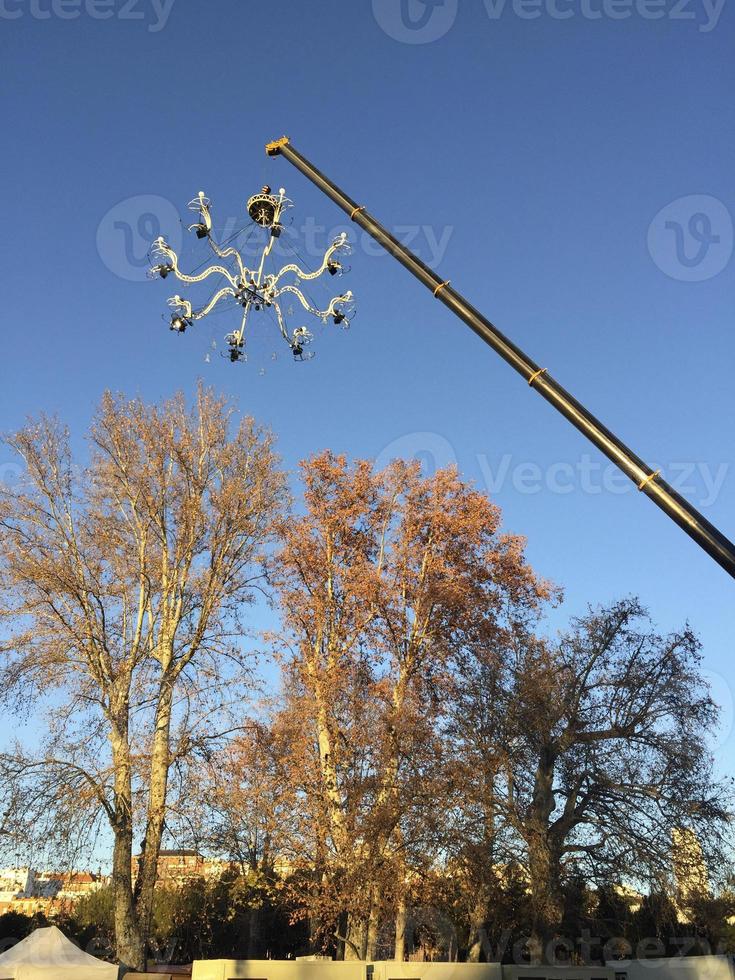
266, 136, 735, 580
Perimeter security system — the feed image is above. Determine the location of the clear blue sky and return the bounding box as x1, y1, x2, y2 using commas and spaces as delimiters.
1, 0, 733, 774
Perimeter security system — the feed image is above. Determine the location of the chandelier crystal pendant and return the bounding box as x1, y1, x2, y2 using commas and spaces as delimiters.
149, 186, 355, 363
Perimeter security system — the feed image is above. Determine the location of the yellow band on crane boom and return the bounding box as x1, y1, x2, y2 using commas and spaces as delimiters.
638, 470, 661, 491
528, 368, 548, 386
350, 205, 366, 220
433, 280, 451, 298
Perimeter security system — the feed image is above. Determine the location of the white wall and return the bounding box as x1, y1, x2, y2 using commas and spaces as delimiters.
503, 968, 615, 980
191, 961, 367, 980
191, 959, 735, 980
372, 963, 503, 980
614, 957, 735, 980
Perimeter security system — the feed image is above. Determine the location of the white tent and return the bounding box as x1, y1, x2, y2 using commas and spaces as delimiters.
0, 926, 118, 980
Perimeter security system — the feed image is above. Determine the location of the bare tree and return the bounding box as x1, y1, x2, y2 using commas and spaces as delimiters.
442, 639, 523, 962
0, 386, 286, 971
457, 598, 733, 958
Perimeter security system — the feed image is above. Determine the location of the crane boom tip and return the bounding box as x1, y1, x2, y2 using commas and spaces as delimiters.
266, 136, 291, 156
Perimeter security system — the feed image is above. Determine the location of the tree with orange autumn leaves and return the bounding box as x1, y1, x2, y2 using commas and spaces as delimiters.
265, 451, 553, 959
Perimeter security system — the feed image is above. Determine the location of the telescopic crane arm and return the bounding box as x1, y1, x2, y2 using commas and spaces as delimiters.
266, 135, 735, 580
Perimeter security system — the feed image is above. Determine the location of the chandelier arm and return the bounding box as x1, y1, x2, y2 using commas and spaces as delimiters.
152, 238, 239, 289
173, 258, 239, 289
270, 235, 348, 287
192, 287, 239, 320
272, 284, 353, 320
188, 192, 212, 218
187, 192, 213, 235
323, 293, 353, 320
270, 284, 324, 317
189, 194, 250, 278
208, 238, 248, 280
168, 296, 193, 318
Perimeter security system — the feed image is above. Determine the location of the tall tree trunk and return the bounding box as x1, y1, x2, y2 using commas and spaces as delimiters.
527, 747, 564, 962
247, 905, 261, 959
344, 914, 366, 960
111, 824, 145, 970
467, 897, 488, 962
334, 910, 349, 960
133, 673, 175, 955
110, 719, 146, 972
366, 886, 381, 961
528, 833, 564, 962
394, 895, 408, 961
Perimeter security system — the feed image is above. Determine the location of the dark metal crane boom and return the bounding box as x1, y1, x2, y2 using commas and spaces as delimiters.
266, 136, 735, 580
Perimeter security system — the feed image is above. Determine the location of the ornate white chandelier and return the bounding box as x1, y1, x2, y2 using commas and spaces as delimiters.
149, 186, 354, 362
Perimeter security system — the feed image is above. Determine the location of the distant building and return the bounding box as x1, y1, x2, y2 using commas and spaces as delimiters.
0, 867, 35, 904
0, 895, 57, 917
131, 849, 230, 889
34, 871, 106, 903
0, 868, 106, 916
